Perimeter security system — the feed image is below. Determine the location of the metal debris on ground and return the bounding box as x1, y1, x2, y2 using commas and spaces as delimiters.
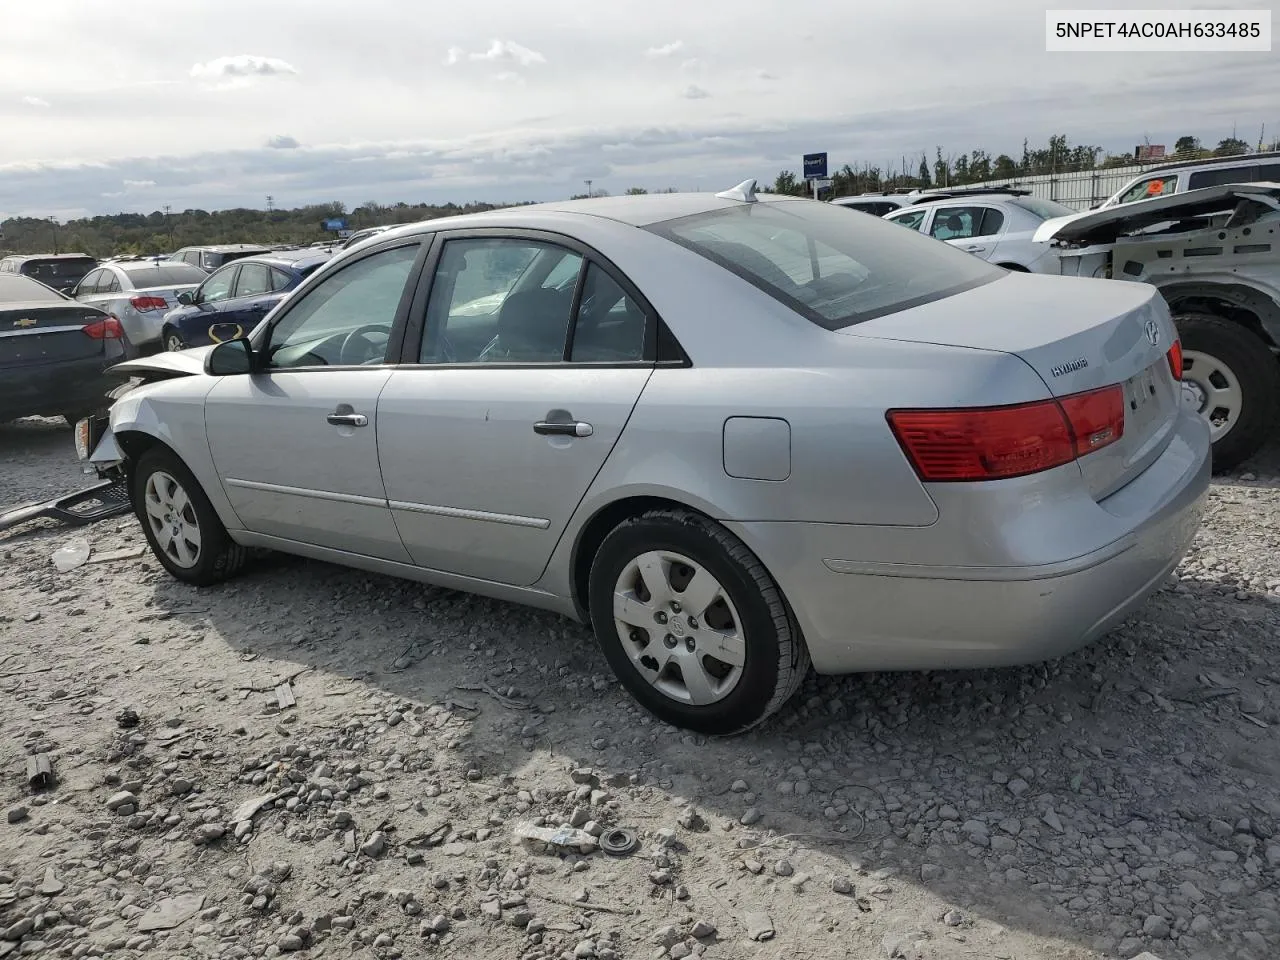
25, 756, 53, 790
276, 683, 296, 709
0, 478, 132, 533
87, 545, 146, 564
514, 822, 599, 854
599, 827, 639, 856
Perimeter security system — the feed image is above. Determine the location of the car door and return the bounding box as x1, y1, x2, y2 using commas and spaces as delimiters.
376, 232, 655, 586
203, 239, 426, 560
206, 261, 275, 343
928, 204, 1003, 261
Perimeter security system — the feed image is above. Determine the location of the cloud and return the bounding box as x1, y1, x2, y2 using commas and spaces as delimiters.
444, 47, 464, 66
467, 40, 545, 67
189, 55, 299, 89
22, 96, 50, 108
493, 72, 525, 85
681, 85, 711, 100
122, 179, 156, 189
645, 41, 684, 58
758, 71, 778, 81
266, 135, 300, 149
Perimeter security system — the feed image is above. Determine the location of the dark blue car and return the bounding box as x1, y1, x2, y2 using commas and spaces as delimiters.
159, 250, 332, 351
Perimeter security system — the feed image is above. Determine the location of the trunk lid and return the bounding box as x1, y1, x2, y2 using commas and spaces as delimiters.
0, 303, 109, 367
842, 272, 1182, 500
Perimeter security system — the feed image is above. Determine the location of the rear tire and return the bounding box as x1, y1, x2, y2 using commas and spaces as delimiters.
1174, 313, 1280, 473
131, 447, 247, 586
587, 508, 809, 735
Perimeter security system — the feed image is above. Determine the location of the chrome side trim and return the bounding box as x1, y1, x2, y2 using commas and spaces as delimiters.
223, 477, 387, 508
823, 534, 1137, 582
0, 324, 86, 338
389, 499, 550, 529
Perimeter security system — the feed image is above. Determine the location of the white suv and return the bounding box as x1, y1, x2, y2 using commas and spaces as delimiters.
1101, 151, 1280, 208
884, 189, 1075, 273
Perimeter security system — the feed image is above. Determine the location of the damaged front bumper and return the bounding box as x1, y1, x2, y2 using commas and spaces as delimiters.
74, 415, 125, 477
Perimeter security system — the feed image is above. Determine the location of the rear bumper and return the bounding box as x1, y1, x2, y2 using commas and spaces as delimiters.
118, 309, 164, 348
0, 347, 125, 421
728, 408, 1211, 674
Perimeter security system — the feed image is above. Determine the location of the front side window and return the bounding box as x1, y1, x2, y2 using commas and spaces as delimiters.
267, 243, 419, 369
1116, 174, 1179, 205
887, 209, 928, 231
234, 262, 273, 298
419, 238, 583, 364
650, 200, 1001, 330
199, 266, 237, 304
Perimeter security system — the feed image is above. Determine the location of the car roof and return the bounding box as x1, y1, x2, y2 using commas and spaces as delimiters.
176, 243, 272, 253
237, 251, 333, 270
4, 253, 95, 262
1130, 150, 1280, 177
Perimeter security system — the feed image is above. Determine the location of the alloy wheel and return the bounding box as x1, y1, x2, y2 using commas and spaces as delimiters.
612, 550, 746, 706
166, 334, 184, 352
143, 470, 202, 568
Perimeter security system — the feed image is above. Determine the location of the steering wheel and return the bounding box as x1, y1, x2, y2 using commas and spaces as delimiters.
338, 324, 392, 365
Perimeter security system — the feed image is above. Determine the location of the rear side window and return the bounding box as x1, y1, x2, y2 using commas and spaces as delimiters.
649, 201, 1001, 330
1187, 165, 1258, 190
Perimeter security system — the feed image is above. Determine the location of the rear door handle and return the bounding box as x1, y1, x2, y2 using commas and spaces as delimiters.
327, 413, 368, 427
534, 420, 593, 437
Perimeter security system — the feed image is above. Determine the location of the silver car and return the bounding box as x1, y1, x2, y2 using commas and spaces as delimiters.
79, 182, 1211, 735
72, 260, 208, 354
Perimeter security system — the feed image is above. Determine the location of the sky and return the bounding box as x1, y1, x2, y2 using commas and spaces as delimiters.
0, 0, 1275, 220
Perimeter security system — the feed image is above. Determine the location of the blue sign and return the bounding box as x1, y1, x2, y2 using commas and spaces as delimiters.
803, 152, 828, 180
322, 217, 348, 232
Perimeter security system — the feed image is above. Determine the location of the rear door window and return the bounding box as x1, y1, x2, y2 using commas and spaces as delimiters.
1187, 165, 1259, 190
649, 200, 1001, 330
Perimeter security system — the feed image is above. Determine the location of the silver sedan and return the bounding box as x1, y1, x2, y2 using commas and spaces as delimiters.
72, 260, 208, 354
80, 182, 1211, 734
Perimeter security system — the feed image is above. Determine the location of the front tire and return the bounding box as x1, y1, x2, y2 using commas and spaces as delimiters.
163, 329, 185, 352
131, 447, 247, 586
587, 509, 810, 735
1175, 313, 1280, 473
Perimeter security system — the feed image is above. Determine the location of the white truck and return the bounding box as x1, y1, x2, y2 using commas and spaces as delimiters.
1036, 183, 1280, 472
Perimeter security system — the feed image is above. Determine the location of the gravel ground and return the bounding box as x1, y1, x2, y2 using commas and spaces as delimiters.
3, 416, 1280, 960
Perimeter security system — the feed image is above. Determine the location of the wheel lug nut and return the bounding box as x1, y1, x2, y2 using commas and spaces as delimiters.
663, 634, 677, 649
629, 629, 644, 643
684, 637, 696, 652
688, 616, 698, 629
670, 601, 682, 613
654, 611, 667, 624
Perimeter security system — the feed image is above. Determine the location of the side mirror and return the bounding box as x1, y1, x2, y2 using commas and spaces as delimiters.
177, 291, 194, 306
205, 338, 256, 376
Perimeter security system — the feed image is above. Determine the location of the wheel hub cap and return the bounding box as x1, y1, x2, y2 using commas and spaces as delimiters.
611, 550, 746, 707
1180, 348, 1243, 441
143, 470, 202, 569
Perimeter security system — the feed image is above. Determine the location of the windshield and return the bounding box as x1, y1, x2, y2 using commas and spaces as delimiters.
1010, 197, 1076, 220
648, 200, 1002, 330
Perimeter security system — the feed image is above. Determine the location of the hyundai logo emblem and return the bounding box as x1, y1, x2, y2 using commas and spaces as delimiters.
1144, 319, 1161, 346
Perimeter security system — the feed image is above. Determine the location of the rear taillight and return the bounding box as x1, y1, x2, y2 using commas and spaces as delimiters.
1167, 340, 1183, 380
130, 296, 168, 312
887, 384, 1125, 482
82, 316, 123, 340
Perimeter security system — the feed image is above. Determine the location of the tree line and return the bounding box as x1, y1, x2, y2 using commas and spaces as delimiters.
1, 133, 1274, 259
771, 133, 1271, 197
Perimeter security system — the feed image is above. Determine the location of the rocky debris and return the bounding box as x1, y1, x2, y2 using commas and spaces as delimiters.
105, 790, 136, 814
136, 894, 205, 932
5, 808, 27, 825
744, 912, 774, 942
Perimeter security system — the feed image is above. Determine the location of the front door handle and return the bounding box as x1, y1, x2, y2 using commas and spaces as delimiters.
534, 420, 593, 438
965, 244, 988, 252
327, 412, 368, 427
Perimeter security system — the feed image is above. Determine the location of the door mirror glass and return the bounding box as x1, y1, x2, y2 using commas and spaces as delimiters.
176, 291, 194, 305
205, 338, 255, 376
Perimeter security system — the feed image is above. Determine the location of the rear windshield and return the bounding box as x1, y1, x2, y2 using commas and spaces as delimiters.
0, 274, 69, 303
648, 200, 1002, 329
121, 263, 207, 286
19, 259, 95, 281
1010, 196, 1076, 220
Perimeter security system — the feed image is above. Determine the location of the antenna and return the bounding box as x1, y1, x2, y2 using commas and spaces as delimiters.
714, 179, 758, 202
